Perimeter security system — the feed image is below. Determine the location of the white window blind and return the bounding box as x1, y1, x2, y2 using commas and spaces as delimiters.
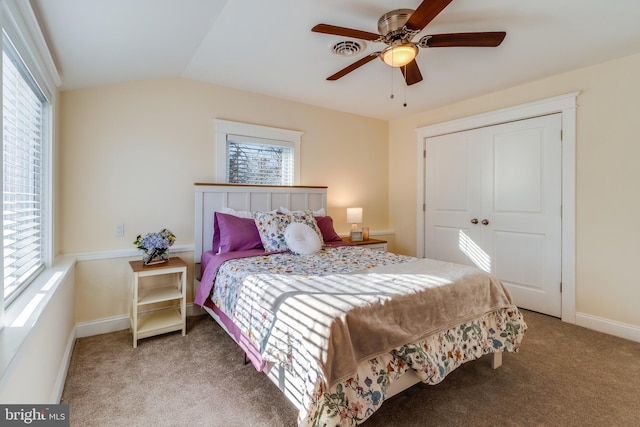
3, 33, 47, 304
226, 134, 294, 186
215, 119, 302, 185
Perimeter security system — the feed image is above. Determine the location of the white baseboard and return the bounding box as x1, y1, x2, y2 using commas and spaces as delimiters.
76, 304, 204, 338
575, 312, 640, 343
51, 328, 76, 402
75, 314, 130, 338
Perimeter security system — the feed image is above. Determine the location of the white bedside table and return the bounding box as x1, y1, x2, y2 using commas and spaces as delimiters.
129, 257, 187, 348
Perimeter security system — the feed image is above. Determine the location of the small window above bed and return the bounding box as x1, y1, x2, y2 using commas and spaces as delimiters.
215, 119, 302, 186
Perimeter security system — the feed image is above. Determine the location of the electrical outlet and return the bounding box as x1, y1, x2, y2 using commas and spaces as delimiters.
114, 223, 124, 237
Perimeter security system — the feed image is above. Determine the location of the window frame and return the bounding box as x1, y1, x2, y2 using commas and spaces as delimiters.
1, 0, 60, 313
215, 119, 302, 185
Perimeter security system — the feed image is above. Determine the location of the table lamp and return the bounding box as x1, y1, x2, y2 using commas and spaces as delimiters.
347, 207, 363, 241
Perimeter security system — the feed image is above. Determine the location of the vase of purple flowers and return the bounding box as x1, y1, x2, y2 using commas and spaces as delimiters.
134, 228, 176, 265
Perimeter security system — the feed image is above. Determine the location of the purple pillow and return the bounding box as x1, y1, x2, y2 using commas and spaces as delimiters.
214, 212, 263, 254
212, 213, 222, 252
315, 216, 343, 242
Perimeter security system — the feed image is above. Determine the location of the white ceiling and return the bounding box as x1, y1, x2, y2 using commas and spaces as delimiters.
31, 0, 640, 120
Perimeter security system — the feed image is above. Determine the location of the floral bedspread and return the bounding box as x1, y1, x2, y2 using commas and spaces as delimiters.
208, 246, 527, 426
211, 246, 415, 347
304, 307, 525, 426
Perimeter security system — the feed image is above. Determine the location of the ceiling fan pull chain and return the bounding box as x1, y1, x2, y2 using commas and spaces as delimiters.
390, 60, 395, 99
403, 76, 407, 107
402, 65, 407, 107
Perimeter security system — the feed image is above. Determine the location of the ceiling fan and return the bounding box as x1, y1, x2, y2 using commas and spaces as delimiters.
312, 0, 506, 86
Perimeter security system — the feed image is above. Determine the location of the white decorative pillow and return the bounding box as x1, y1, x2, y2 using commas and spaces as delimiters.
285, 223, 322, 255
279, 206, 326, 217
253, 212, 292, 252
220, 207, 253, 219
289, 210, 324, 244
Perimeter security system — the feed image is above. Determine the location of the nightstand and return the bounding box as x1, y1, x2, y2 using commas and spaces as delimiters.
342, 237, 388, 251
129, 257, 187, 348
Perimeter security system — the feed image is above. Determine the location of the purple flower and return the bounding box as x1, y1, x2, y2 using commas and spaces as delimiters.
364, 377, 372, 388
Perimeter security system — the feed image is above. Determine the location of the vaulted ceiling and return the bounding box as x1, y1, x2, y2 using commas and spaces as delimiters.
32, 0, 640, 119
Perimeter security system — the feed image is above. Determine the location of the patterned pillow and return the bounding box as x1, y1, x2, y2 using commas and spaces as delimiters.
253, 212, 292, 252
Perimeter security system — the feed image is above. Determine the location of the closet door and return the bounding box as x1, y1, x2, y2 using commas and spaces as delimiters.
424, 127, 484, 267
425, 114, 562, 317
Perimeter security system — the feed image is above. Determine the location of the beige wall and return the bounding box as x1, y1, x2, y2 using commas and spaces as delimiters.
60, 78, 389, 323
61, 54, 640, 331
389, 52, 640, 328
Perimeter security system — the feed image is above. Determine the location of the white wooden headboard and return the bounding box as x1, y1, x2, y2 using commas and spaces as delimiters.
194, 183, 328, 262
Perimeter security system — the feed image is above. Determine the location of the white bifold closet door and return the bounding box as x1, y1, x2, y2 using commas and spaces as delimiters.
425, 113, 562, 317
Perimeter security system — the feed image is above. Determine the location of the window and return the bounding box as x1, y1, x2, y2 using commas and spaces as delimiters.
2, 32, 51, 305
215, 119, 302, 185
227, 136, 294, 185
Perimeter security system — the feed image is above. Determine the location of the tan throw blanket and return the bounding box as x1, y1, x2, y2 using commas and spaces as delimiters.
247, 257, 515, 388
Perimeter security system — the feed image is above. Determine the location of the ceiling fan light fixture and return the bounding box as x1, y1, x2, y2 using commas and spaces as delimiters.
381, 43, 418, 67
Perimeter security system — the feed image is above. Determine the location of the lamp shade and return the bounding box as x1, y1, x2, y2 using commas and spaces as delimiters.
347, 207, 363, 224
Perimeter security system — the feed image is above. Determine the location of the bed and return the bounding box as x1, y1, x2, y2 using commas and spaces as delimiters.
194, 183, 527, 426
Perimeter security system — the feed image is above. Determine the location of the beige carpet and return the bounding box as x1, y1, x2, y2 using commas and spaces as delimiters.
62, 310, 640, 426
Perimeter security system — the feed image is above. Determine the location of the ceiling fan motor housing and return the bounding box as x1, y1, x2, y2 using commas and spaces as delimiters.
378, 9, 415, 40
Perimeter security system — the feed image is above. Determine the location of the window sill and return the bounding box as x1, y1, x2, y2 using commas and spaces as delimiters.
0, 255, 76, 387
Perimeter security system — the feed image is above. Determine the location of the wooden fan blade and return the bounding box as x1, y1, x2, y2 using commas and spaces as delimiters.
312, 24, 381, 41
400, 60, 423, 86
405, 0, 453, 32
327, 53, 380, 81
424, 32, 506, 47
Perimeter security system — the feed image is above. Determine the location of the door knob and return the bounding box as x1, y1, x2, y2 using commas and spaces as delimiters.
481, 219, 489, 225
470, 218, 478, 224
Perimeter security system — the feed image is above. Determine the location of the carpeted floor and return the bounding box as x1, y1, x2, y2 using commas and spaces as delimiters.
62, 310, 640, 426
